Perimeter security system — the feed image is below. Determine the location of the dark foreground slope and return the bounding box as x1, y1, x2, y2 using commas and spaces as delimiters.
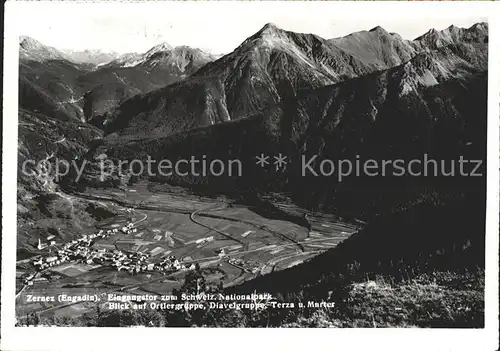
157, 186, 485, 328
224, 183, 485, 327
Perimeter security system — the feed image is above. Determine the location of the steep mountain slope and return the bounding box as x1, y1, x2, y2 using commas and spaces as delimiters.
101, 22, 487, 139
16, 109, 112, 259
19, 55, 91, 122
90, 31, 487, 175
17, 23, 488, 328
279, 43, 487, 158
103, 42, 173, 68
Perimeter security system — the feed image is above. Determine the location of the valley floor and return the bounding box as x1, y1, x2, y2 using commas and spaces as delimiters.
15, 181, 361, 321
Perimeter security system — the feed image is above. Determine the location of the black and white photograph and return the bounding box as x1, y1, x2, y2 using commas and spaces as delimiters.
1, 1, 499, 350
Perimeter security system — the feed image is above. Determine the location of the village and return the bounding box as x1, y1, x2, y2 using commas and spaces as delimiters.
21, 215, 269, 289
23, 222, 196, 286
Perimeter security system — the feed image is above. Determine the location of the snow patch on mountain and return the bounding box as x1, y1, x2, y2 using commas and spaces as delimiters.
60, 49, 120, 66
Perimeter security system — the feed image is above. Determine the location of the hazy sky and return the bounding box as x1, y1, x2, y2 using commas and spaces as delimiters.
11, 1, 486, 55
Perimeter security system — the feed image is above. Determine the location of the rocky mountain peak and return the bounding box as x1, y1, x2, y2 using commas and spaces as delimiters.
249, 22, 289, 43
470, 22, 488, 31
20, 36, 42, 49
259, 23, 282, 34
145, 42, 173, 55
19, 35, 69, 62
369, 25, 388, 34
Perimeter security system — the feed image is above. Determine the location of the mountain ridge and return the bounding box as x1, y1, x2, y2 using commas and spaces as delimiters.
98, 22, 487, 139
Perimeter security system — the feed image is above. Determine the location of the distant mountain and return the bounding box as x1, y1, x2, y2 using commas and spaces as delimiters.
279, 42, 487, 156
19, 23, 488, 227
17, 36, 219, 248
60, 49, 121, 66
104, 42, 174, 68
103, 42, 216, 72
413, 23, 488, 51
101, 22, 487, 139
99, 23, 412, 137
19, 37, 215, 122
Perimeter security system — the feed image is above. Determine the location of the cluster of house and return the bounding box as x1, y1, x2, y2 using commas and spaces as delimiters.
115, 254, 195, 275
31, 228, 118, 271
28, 224, 193, 282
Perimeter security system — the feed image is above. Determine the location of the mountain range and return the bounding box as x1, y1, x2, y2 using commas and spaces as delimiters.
96, 22, 487, 140
18, 20, 488, 225
18, 21, 488, 204
59, 49, 122, 66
